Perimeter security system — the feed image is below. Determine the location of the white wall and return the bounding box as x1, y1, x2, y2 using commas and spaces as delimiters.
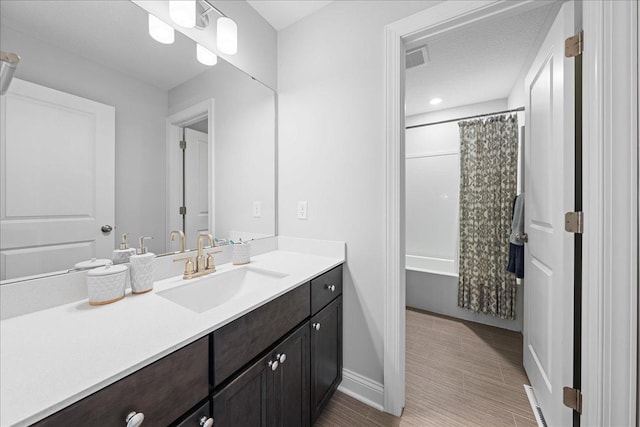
278, 0, 440, 388
0, 23, 168, 255
404, 99, 524, 331
132, 0, 277, 90
168, 61, 276, 241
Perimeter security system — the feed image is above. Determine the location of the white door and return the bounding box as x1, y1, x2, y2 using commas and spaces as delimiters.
0, 79, 115, 281
184, 128, 210, 249
523, 3, 575, 426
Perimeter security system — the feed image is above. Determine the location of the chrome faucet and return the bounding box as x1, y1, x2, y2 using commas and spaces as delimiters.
170, 230, 186, 252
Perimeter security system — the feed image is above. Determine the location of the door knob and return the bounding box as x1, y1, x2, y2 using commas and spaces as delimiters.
199, 416, 214, 427
125, 411, 144, 427
101, 225, 113, 233
516, 233, 528, 243
313, 322, 321, 331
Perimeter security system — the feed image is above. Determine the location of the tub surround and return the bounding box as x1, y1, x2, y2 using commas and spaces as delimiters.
406, 269, 523, 331
0, 238, 344, 427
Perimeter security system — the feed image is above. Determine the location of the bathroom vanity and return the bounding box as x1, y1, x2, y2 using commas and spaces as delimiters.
1, 249, 343, 427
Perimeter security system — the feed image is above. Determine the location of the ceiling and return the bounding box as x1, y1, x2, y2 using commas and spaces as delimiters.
405, 3, 558, 117
247, 1, 333, 31
0, 1, 213, 91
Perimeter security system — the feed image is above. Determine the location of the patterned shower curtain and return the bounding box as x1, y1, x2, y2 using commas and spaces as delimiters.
457, 115, 518, 319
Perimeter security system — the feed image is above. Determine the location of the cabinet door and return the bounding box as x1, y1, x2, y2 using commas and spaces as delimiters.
272, 323, 310, 427
213, 352, 273, 427
310, 296, 342, 424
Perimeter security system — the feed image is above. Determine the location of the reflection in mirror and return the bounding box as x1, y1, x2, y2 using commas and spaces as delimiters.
0, 1, 276, 283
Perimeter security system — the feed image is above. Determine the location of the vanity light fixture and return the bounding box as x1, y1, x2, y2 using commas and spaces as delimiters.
199, 0, 238, 55
430, 97, 443, 105
216, 16, 238, 55
148, 14, 175, 44
197, 43, 218, 66
169, 0, 196, 28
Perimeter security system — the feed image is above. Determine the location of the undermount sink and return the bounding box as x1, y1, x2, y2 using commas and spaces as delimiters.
157, 266, 288, 313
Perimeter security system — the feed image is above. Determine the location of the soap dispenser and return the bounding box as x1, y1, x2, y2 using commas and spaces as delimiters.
129, 236, 155, 294
112, 233, 136, 265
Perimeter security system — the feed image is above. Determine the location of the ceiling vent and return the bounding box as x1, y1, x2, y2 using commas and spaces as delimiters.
406, 45, 429, 69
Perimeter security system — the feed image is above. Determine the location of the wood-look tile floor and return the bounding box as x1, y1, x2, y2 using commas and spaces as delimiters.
316, 308, 537, 427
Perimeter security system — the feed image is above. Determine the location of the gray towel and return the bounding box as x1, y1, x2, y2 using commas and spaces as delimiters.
509, 193, 525, 246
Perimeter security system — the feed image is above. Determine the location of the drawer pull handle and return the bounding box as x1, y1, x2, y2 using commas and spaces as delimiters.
326, 284, 336, 292
313, 322, 321, 331
199, 416, 214, 427
125, 411, 144, 427
268, 359, 279, 371
278, 353, 286, 364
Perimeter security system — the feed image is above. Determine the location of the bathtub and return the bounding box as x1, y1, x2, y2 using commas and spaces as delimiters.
405, 255, 457, 277
405, 254, 523, 331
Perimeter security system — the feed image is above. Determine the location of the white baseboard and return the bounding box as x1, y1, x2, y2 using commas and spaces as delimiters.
337, 368, 384, 412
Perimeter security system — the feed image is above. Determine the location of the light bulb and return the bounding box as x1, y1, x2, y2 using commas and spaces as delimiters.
169, 0, 196, 28
197, 44, 218, 66
148, 14, 174, 44
217, 17, 237, 55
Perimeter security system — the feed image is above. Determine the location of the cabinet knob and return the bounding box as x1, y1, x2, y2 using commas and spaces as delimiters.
268, 359, 279, 371
199, 416, 214, 427
326, 284, 336, 292
277, 353, 286, 364
313, 322, 321, 331
125, 411, 144, 427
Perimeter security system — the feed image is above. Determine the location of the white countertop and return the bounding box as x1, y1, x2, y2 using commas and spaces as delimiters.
0, 250, 343, 427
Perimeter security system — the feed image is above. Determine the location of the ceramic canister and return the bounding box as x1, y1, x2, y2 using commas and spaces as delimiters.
86, 263, 128, 306
232, 242, 251, 265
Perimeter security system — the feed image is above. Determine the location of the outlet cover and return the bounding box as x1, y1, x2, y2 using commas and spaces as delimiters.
253, 201, 261, 218
297, 201, 308, 220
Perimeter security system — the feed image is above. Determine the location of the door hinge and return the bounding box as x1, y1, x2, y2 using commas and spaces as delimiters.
563, 387, 583, 414
565, 211, 584, 234
565, 30, 584, 58
179, 206, 187, 215
179, 140, 187, 150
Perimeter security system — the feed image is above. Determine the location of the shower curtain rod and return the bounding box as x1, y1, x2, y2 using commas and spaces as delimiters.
405, 106, 525, 130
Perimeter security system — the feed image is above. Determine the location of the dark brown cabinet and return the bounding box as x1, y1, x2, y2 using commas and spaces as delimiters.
213, 323, 310, 427
33, 263, 343, 427
34, 336, 209, 427
310, 296, 343, 424
175, 400, 213, 427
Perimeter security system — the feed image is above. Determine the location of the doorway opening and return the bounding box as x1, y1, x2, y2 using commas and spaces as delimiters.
384, 1, 581, 426
166, 99, 215, 252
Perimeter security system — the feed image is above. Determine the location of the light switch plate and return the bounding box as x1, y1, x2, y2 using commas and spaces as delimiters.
297, 201, 308, 220
253, 201, 261, 218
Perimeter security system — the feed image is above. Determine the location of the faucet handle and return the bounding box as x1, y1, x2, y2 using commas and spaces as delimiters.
173, 256, 195, 275
205, 250, 223, 270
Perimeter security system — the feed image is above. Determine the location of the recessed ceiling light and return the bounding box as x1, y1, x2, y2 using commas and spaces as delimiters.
430, 97, 443, 105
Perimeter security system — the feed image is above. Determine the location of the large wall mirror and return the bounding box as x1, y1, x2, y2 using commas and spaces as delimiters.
0, 1, 276, 283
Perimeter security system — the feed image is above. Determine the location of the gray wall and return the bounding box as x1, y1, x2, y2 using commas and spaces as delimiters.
278, 1, 440, 387
1, 23, 168, 254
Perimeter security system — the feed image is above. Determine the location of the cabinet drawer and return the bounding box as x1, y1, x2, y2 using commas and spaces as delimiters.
176, 400, 212, 427
213, 283, 310, 387
35, 336, 209, 426
311, 265, 343, 315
